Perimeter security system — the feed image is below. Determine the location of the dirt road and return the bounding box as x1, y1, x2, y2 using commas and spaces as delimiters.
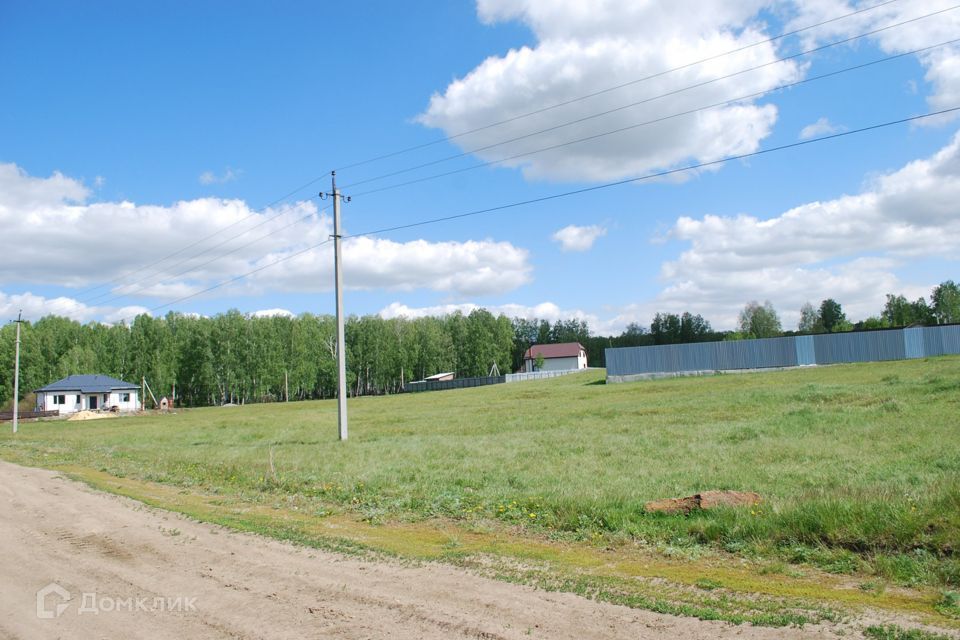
0, 460, 859, 639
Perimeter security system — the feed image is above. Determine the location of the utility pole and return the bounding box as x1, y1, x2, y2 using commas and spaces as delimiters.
12, 311, 22, 434
328, 172, 349, 441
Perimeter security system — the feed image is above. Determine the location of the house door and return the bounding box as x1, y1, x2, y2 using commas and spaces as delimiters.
89, 396, 98, 410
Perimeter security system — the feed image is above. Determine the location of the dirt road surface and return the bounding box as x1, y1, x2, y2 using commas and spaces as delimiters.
0, 460, 856, 639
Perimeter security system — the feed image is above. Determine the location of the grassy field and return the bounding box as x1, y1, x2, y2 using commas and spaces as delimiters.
2, 356, 959, 627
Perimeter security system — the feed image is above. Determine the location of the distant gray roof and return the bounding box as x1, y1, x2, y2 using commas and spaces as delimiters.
36, 375, 139, 394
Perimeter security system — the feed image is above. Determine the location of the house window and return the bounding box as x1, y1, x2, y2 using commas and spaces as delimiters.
53, 394, 66, 405
76, 395, 81, 404
121, 393, 130, 402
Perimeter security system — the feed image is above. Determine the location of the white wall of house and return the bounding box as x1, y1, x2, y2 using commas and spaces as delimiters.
524, 354, 586, 372
40, 390, 139, 414
41, 392, 82, 414
108, 391, 139, 411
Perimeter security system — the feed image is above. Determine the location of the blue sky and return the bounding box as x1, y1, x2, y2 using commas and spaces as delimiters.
2, 0, 959, 332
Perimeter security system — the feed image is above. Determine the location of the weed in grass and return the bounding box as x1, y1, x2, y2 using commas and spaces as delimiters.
864, 624, 955, 640
879, 399, 903, 413
858, 580, 886, 594
695, 578, 723, 590
724, 427, 759, 444
758, 562, 788, 576
934, 591, 960, 619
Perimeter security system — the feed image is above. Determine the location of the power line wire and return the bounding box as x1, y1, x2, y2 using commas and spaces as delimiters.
122, 106, 959, 323
344, 107, 960, 239
348, 37, 959, 199
69, 175, 333, 301
42, 0, 923, 319
79, 27, 944, 316
81, 203, 328, 305
333, 0, 906, 173
342, 4, 959, 192
90, 209, 326, 308
121, 240, 334, 323
41, 188, 332, 321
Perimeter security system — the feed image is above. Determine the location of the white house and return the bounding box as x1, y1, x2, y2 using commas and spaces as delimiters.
35, 375, 140, 415
522, 342, 588, 372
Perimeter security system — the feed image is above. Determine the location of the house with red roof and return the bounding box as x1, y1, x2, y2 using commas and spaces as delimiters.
521, 342, 588, 373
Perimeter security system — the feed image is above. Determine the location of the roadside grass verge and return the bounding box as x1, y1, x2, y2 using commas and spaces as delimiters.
2, 356, 959, 627
865, 624, 958, 639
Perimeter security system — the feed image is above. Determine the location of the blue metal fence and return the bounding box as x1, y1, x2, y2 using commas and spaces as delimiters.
404, 375, 505, 393
812, 329, 906, 365
606, 325, 960, 380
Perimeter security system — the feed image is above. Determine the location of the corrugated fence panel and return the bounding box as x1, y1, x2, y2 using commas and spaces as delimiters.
606, 325, 960, 379
505, 369, 583, 383
813, 331, 905, 365
924, 325, 960, 356
946, 325, 960, 354
903, 327, 924, 359
726, 335, 798, 369
795, 335, 816, 365
405, 376, 505, 393
924, 326, 946, 356
606, 335, 798, 376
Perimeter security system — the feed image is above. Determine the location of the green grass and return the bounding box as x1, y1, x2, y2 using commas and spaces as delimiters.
2, 356, 959, 596
865, 624, 957, 640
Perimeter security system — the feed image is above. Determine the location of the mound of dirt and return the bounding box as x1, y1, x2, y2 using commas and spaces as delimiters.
67, 410, 118, 422
645, 490, 762, 515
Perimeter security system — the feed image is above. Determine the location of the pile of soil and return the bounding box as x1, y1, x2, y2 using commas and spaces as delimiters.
66, 410, 118, 422
645, 490, 762, 515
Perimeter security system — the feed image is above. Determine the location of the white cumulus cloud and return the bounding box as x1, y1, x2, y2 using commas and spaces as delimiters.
0, 163, 534, 314
418, 0, 800, 183
251, 308, 295, 318
799, 117, 844, 140
380, 300, 615, 331
656, 130, 960, 328
551, 224, 607, 251
786, 0, 960, 122
199, 167, 241, 185
0, 289, 148, 324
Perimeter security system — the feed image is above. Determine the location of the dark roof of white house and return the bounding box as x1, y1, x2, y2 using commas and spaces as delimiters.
36, 375, 139, 394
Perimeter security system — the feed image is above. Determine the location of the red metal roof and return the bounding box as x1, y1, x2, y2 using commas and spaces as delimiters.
522, 342, 585, 360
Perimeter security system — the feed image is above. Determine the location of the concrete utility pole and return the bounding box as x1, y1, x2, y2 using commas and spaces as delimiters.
12, 311, 22, 434
330, 172, 349, 441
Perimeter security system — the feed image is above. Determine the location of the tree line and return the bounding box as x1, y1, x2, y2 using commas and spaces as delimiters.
2, 280, 956, 409
731, 280, 959, 340
0, 310, 594, 409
